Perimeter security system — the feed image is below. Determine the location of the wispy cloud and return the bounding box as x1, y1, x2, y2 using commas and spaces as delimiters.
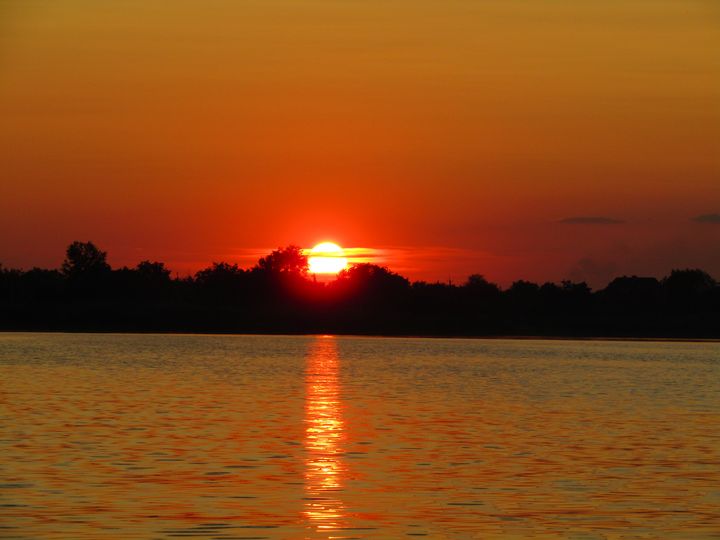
559, 216, 623, 225
223, 246, 385, 267
692, 213, 720, 224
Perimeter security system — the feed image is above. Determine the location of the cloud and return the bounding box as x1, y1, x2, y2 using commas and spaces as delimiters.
559, 216, 623, 225
693, 213, 720, 224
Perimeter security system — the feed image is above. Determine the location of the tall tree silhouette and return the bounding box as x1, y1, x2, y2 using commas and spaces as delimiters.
60, 241, 111, 299
62, 241, 111, 277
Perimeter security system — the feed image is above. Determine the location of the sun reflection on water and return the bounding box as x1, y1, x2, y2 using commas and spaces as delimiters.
303, 336, 347, 534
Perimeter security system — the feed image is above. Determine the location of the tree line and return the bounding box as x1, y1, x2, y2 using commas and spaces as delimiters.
1, 241, 719, 337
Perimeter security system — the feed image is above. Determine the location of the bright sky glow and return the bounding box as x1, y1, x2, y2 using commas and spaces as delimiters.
308, 242, 348, 275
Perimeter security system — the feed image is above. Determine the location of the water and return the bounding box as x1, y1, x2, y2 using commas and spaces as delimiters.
0, 333, 718, 539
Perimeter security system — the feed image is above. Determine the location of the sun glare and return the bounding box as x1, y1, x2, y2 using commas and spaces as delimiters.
308, 242, 348, 275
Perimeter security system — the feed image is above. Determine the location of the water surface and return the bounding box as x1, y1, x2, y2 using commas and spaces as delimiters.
1, 333, 718, 538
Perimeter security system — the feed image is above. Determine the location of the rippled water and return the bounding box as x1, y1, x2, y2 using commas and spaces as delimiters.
1, 333, 718, 539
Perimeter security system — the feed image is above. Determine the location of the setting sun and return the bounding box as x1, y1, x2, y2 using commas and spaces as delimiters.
308, 242, 348, 275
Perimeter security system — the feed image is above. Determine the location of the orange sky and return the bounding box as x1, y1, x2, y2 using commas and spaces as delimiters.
1, 1, 719, 286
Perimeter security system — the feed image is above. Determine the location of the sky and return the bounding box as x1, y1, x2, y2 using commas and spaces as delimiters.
1, 0, 719, 287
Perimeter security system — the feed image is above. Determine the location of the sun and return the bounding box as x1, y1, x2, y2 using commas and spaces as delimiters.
308, 242, 348, 275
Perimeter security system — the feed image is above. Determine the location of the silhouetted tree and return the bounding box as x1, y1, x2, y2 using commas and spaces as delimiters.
410, 281, 459, 327
195, 262, 249, 304
255, 245, 308, 275
663, 269, 717, 311
324, 263, 411, 332
507, 280, 540, 300
559, 281, 592, 318
20, 268, 64, 302
539, 282, 563, 305
664, 269, 716, 295
505, 280, 542, 326
62, 241, 111, 277
136, 260, 171, 283
0, 265, 23, 304
601, 276, 661, 310
60, 241, 111, 298
465, 274, 499, 293
334, 263, 409, 298
561, 280, 591, 295
463, 274, 501, 304
2, 241, 720, 337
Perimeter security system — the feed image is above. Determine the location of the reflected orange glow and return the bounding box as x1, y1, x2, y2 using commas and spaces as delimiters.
303, 336, 347, 532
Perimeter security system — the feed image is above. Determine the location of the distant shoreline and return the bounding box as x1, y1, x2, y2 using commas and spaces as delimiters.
4, 243, 719, 341
2, 329, 719, 344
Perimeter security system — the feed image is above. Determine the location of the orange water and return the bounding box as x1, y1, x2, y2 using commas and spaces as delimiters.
1, 333, 718, 539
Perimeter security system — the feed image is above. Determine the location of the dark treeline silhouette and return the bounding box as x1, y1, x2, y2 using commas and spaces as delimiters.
2, 241, 719, 338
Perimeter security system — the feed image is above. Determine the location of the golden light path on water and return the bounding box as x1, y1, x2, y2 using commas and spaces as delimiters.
1, 334, 719, 539
303, 336, 347, 533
